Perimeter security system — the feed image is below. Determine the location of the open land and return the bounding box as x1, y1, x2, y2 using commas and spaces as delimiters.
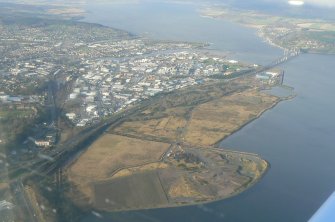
0, 3, 296, 218
68, 76, 279, 211
68, 136, 269, 212
113, 77, 280, 146
0, 8, 265, 218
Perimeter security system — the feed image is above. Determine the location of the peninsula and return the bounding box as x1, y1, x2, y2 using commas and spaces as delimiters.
0, 2, 296, 219
67, 72, 289, 211
201, 6, 335, 54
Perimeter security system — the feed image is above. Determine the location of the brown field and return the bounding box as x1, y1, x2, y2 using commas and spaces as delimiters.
112, 162, 169, 179
167, 175, 207, 200
113, 89, 278, 146
68, 145, 269, 211
67, 79, 278, 211
68, 134, 170, 202
111, 79, 252, 143
184, 90, 279, 145
114, 115, 188, 141
93, 171, 168, 211
0, 182, 8, 191
69, 134, 170, 180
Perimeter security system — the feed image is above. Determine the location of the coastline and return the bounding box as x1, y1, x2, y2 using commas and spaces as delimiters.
60, 2, 333, 222
199, 10, 286, 52
77, 6, 295, 147
64, 3, 297, 214
89, 147, 270, 213
213, 90, 296, 147
66, 81, 287, 211
3, 2, 335, 221
200, 7, 335, 54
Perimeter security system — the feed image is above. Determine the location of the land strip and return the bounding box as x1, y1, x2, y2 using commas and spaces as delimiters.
67, 74, 283, 211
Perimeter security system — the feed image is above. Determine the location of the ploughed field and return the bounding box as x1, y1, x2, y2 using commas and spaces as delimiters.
67, 78, 278, 211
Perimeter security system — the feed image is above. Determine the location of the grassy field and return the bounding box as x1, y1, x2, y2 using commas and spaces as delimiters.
68, 145, 269, 211
114, 113, 188, 142
68, 134, 170, 201
69, 134, 170, 180
112, 88, 278, 146
184, 90, 278, 145
67, 77, 279, 211
93, 171, 168, 211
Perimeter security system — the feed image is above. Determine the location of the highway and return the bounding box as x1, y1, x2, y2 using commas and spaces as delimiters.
0, 150, 15, 222
8, 50, 302, 180
3, 49, 302, 180
3, 100, 153, 221
11, 180, 37, 222
0, 69, 60, 222
2, 50, 301, 222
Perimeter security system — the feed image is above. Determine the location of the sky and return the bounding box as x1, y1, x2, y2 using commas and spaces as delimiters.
263, 0, 335, 7
280, 0, 335, 8
1, 0, 335, 8
210, 0, 335, 8
196, 0, 335, 20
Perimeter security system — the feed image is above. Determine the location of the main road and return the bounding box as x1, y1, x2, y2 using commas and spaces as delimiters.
16, 49, 302, 179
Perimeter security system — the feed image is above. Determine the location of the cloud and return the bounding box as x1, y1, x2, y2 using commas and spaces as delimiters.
259, 0, 335, 8
288, 1, 304, 6
303, 0, 335, 7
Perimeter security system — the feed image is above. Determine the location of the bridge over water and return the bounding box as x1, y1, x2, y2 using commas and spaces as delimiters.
262, 49, 301, 71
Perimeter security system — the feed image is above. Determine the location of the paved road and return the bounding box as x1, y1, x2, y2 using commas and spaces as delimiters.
0, 152, 15, 222
11, 180, 37, 222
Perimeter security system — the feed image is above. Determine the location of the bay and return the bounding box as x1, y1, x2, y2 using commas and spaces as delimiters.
83, 1, 282, 65
81, 2, 335, 221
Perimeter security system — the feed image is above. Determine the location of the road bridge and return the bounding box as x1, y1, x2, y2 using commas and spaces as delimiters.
17, 49, 303, 198
260, 49, 301, 72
